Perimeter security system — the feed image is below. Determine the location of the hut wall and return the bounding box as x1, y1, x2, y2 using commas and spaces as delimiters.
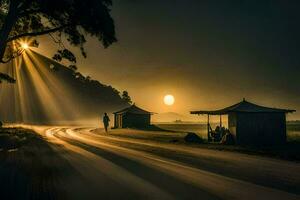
122, 113, 150, 128
228, 113, 237, 139
236, 113, 286, 145
114, 114, 117, 128
114, 114, 123, 128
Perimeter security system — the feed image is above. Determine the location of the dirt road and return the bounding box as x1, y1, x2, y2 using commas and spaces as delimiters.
28, 126, 300, 200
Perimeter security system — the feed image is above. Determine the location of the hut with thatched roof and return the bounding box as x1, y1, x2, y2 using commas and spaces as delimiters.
113, 104, 153, 128
191, 99, 295, 145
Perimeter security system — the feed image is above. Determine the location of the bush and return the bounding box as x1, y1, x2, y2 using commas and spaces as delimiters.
184, 132, 204, 143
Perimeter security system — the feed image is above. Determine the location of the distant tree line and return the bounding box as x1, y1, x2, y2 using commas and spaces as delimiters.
47, 58, 132, 105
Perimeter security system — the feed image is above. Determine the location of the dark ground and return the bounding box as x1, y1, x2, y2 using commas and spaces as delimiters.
0, 128, 75, 200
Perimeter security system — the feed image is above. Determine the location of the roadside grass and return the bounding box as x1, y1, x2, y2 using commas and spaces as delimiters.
198, 132, 300, 161
0, 127, 74, 200
155, 124, 300, 161
287, 132, 300, 143
192, 141, 300, 162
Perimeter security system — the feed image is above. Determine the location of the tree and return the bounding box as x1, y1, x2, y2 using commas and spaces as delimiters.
0, 0, 117, 82
85, 75, 91, 82
122, 90, 132, 104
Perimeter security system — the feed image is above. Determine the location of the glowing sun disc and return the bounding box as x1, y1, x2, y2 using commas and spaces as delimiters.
21, 43, 29, 49
164, 95, 175, 106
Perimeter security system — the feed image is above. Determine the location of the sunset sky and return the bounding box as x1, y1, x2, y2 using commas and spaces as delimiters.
36, 0, 300, 119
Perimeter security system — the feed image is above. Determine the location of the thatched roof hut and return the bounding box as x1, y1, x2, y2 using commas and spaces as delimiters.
113, 104, 153, 128
191, 99, 295, 145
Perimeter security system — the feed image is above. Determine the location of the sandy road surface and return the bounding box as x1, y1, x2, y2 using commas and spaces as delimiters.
25, 126, 300, 200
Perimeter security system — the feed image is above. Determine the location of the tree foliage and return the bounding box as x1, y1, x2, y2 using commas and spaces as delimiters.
0, 0, 117, 82
122, 90, 132, 104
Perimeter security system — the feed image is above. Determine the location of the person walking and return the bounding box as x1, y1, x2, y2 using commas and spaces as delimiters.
102, 113, 110, 132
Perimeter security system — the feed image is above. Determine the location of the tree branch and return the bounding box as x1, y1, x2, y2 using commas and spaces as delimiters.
6, 25, 66, 42
0, 49, 24, 63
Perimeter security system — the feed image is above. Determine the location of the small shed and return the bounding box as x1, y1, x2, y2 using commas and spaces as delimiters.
113, 104, 153, 128
191, 99, 295, 145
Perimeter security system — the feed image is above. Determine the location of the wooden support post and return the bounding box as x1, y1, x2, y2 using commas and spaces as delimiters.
220, 115, 222, 127
207, 114, 211, 142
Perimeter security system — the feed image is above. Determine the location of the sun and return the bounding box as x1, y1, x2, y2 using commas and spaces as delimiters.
21, 43, 29, 49
164, 94, 175, 106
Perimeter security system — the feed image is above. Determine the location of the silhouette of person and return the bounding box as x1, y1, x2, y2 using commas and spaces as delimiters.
103, 113, 110, 132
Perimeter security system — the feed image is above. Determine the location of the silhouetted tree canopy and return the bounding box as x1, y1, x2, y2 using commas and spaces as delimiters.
122, 91, 132, 104
0, 0, 117, 82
